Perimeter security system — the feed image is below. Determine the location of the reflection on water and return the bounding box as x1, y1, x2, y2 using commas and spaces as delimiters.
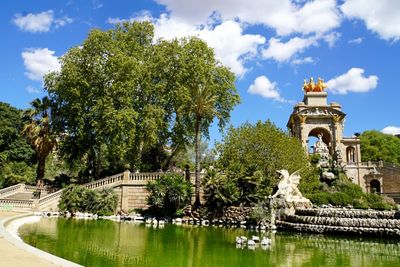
19, 218, 400, 267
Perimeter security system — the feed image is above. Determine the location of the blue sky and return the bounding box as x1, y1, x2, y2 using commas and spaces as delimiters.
1, 0, 399, 146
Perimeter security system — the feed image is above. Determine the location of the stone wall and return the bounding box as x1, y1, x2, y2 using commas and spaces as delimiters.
379, 165, 400, 194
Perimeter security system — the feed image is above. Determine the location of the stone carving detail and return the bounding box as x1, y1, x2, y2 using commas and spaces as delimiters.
271, 169, 312, 206
314, 134, 331, 169
297, 107, 343, 117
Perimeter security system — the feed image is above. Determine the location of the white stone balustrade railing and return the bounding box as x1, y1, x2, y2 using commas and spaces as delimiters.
0, 183, 24, 198
24, 185, 39, 192
84, 173, 124, 190
129, 172, 162, 181
36, 190, 63, 211
0, 199, 34, 210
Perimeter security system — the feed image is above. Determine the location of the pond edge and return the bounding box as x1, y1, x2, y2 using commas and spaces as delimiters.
0, 212, 83, 267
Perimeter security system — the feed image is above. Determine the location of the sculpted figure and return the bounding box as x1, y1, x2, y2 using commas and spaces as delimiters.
314, 77, 327, 92
271, 169, 305, 202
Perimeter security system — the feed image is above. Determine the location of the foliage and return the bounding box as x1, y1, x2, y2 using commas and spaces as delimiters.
44, 21, 238, 183
58, 185, 118, 215
360, 130, 400, 165
0, 102, 35, 164
304, 177, 396, 210
202, 168, 239, 210
217, 121, 309, 181
0, 161, 36, 188
22, 97, 57, 184
204, 120, 309, 209
146, 174, 192, 216
0, 102, 35, 188
249, 202, 271, 224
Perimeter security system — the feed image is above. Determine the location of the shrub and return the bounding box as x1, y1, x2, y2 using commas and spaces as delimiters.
58, 184, 118, 215
329, 192, 352, 206
146, 174, 192, 217
306, 192, 330, 206
203, 168, 239, 210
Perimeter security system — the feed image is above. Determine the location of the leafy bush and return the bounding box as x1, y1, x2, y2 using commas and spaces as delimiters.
58, 185, 118, 215
202, 168, 239, 210
306, 192, 330, 206
0, 161, 36, 188
146, 174, 192, 216
329, 192, 353, 206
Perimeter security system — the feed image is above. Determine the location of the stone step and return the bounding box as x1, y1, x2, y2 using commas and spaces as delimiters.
278, 220, 400, 237
3, 192, 34, 200
285, 215, 400, 229
295, 208, 400, 219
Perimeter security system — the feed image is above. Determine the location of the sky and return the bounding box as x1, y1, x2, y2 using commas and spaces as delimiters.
1, 0, 399, 146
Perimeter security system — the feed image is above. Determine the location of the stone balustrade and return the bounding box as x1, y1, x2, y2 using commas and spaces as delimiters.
84, 173, 124, 190
129, 172, 162, 181
0, 198, 34, 210
0, 183, 24, 198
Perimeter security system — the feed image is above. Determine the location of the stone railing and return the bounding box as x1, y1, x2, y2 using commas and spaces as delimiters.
129, 172, 162, 181
24, 185, 38, 192
0, 199, 34, 210
0, 183, 24, 198
84, 173, 124, 190
35, 190, 63, 211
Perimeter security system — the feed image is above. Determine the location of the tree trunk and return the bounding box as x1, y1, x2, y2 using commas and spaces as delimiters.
36, 156, 46, 186
194, 118, 201, 207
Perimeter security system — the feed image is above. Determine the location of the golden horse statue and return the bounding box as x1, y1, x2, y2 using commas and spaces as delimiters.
303, 77, 327, 92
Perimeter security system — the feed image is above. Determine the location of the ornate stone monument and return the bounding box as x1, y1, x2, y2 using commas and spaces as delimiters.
286, 77, 386, 193
270, 169, 312, 217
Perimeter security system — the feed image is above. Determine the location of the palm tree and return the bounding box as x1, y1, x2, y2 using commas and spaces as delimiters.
23, 97, 57, 186
181, 86, 219, 206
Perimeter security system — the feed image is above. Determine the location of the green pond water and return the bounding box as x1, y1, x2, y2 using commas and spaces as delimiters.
19, 217, 400, 267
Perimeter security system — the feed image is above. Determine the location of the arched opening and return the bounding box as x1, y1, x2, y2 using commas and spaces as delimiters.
307, 127, 332, 155
370, 179, 381, 193
346, 146, 356, 163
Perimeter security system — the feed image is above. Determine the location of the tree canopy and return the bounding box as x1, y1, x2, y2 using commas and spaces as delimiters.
203, 120, 309, 208
0, 102, 35, 188
44, 21, 239, 181
360, 130, 400, 165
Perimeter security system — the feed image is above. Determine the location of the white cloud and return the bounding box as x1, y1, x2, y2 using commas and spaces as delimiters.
110, 13, 265, 76
382, 126, 400, 135
26, 86, 40, 94
13, 10, 72, 33
323, 31, 341, 47
248, 75, 285, 102
291, 56, 314, 65
21, 48, 61, 81
196, 21, 265, 76
155, 0, 341, 36
348, 37, 363, 44
262, 36, 317, 62
55, 16, 73, 28
326, 68, 378, 94
341, 0, 400, 41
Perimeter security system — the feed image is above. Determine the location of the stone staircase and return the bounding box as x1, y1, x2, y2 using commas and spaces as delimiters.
279, 208, 400, 237
0, 171, 167, 212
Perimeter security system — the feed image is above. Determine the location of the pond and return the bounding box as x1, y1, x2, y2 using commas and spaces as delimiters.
19, 217, 400, 267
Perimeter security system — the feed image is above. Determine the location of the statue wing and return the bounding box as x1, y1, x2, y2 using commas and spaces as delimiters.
288, 169, 302, 186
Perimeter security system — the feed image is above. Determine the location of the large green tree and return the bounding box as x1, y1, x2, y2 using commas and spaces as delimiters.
360, 130, 400, 165
23, 97, 57, 185
0, 102, 35, 188
217, 121, 309, 179
45, 22, 239, 183
0, 102, 34, 164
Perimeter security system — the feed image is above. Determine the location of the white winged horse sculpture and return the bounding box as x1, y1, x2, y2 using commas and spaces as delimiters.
271, 169, 305, 202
